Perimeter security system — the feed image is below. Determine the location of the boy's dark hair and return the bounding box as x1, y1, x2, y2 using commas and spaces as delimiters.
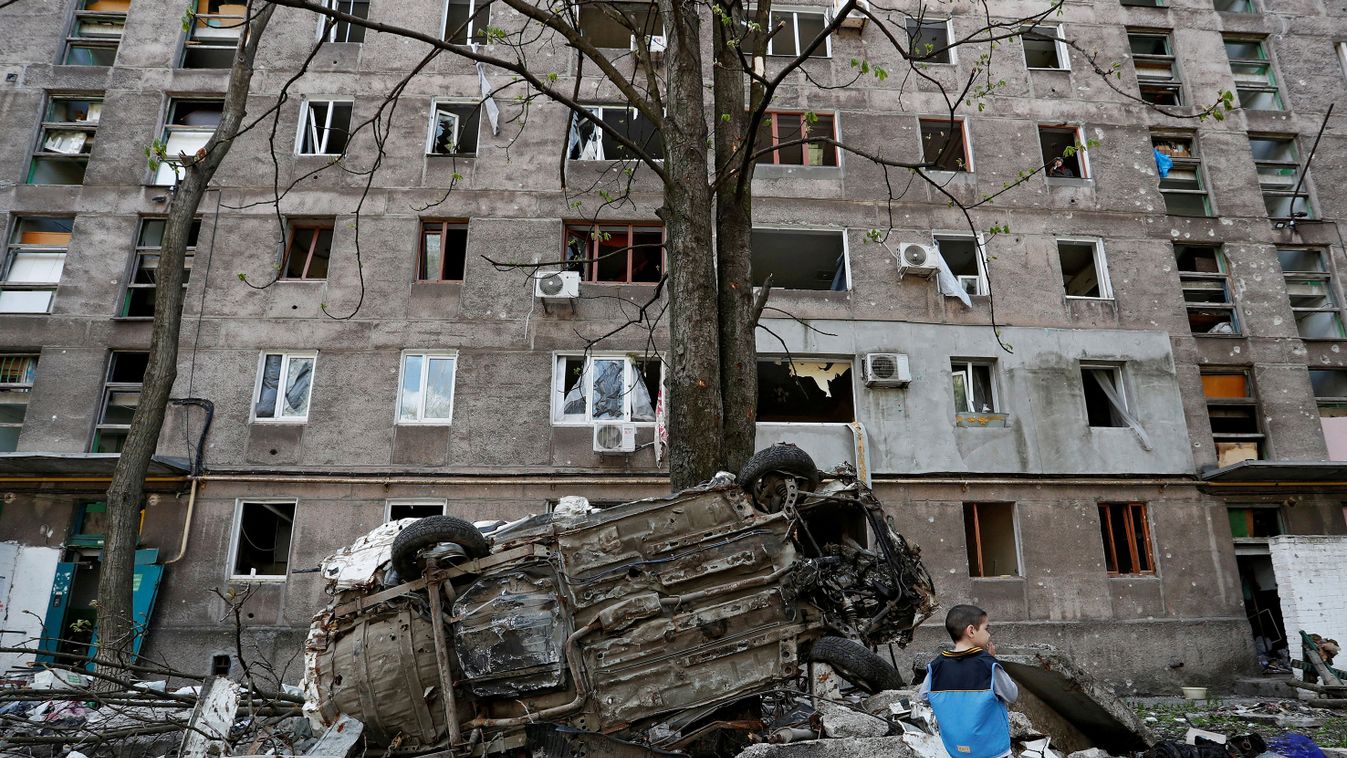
945, 604, 987, 643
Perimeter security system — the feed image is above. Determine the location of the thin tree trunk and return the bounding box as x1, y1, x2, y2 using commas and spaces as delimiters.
712, 0, 758, 477
657, 0, 721, 490
94, 2, 274, 684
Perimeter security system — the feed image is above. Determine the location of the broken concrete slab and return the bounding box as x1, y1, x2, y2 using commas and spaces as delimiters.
1011, 710, 1045, 740
1065, 749, 1110, 758
817, 702, 888, 739
862, 688, 915, 716
738, 736, 915, 758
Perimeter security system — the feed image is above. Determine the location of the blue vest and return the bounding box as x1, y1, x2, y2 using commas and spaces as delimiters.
926, 649, 1011, 758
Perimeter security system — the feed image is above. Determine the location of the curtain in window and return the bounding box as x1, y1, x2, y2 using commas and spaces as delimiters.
283, 358, 313, 416
255, 354, 283, 417
1088, 369, 1153, 450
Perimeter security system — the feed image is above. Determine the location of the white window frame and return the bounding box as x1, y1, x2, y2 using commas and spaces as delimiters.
251, 351, 317, 423
951, 360, 999, 414
551, 353, 663, 426
154, 99, 223, 186
294, 97, 353, 156
1040, 124, 1091, 179
765, 7, 832, 58
934, 231, 988, 296
906, 18, 955, 65
316, 0, 368, 43
1081, 362, 1131, 422
1057, 237, 1113, 300
426, 98, 483, 156
1021, 23, 1069, 71
918, 117, 973, 173
442, 0, 492, 43
227, 498, 297, 582
384, 497, 449, 522
396, 351, 458, 425
2, 217, 73, 315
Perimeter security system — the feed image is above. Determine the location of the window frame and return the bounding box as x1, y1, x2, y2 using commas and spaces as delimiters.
182, 0, 246, 69
29, 94, 102, 185
442, 0, 493, 45
1250, 134, 1312, 220
964, 501, 1022, 578
1129, 30, 1183, 106
251, 351, 318, 423
281, 219, 335, 281
153, 98, 223, 186
1277, 247, 1345, 340
1039, 124, 1091, 179
1201, 369, 1265, 462
950, 359, 998, 415
749, 226, 850, 291
418, 220, 469, 282
396, 351, 458, 425
316, 0, 369, 43
426, 98, 481, 156
765, 7, 831, 58
63, 0, 127, 67
92, 351, 147, 453
551, 352, 663, 426
753, 110, 838, 167
1080, 362, 1130, 428
933, 232, 988, 296
567, 105, 665, 162
1152, 132, 1212, 217
1098, 502, 1156, 576
120, 217, 201, 319
0, 354, 39, 452
385, 498, 449, 522
906, 18, 954, 64
1056, 238, 1113, 300
1176, 243, 1241, 336
1020, 24, 1068, 70
756, 356, 857, 424
294, 97, 354, 156
2, 216, 74, 315
1223, 36, 1283, 111
918, 117, 972, 173
563, 222, 666, 284
1227, 504, 1284, 542
227, 498, 297, 582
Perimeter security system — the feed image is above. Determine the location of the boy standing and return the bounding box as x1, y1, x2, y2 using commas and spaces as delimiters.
918, 604, 1019, 758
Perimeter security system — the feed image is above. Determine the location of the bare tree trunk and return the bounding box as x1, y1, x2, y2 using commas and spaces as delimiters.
94, 2, 274, 684
713, 0, 758, 477
658, 0, 721, 490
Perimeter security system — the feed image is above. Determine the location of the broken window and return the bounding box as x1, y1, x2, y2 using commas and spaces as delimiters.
756, 358, 854, 423
210, 655, 232, 676
1227, 506, 1282, 539
919, 119, 969, 172
296, 99, 353, 155
1224, 37, 1282, 111
183, 0, 246, 68
1129, 31, 1182, 105
1039, 125, 1088, 178
1202, 371, 1264, 465
1176, 244, 1239, 335
934, 235, 985, 295
1098, 502, 1154, 575
964, 502, 1019, 577
427, 101, 481, 156
750, 228, 847, 291
755, 111, 837, 167
568, 106, 664, 161
564, 223, 664, 283
254, 352, 316, 422
92, 351, 147, 453
387, 499, 447, 521
1020, 25, 1066, 69
767, 8, 829, 58
443, 0, 493, 44
1214, 0, 1255, 11
29, 96, 102, 185
552, 354, 660, 424
1151, 133, 1212, 217
398, 352, 457, 423
0, 355, 38, 452
1058, 240, 1111, 299
578, 2, 662, 48
1310, 369, 1347, 460
3, 217, 72, 314
64, 0, 128, 66
154, 99, 223, 185
122, 218, 201, 318
230, 500, 295, 578
1081, 365, 1130, 428
282, 220, 334, 280
951, 361, 996, 414
906, 19, 951, 63
318, 0, 368, 43
419, 221, 467, 281
1250, 136, 1311, 220
1278, 248, 1344, 340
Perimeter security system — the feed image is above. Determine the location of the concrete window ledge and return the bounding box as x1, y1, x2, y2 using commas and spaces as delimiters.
753, 164, 843, 180
955, 413, 1010, 428
1046, 176, 1094, 188
970, 575, 1024, 582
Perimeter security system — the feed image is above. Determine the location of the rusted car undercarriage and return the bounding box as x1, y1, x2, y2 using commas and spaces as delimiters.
301, 446, 937, 756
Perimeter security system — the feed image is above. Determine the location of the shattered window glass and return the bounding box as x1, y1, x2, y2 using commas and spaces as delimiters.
756, 359, 855, 423
255, 352, 315, 421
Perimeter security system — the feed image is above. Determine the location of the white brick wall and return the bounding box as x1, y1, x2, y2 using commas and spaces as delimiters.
1269, 535, 1347, 664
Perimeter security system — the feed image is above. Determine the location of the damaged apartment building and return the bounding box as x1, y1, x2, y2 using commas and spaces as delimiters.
1, 0, 1347, 692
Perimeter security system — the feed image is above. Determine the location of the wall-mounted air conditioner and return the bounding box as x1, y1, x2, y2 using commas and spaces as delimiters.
896, 242, 940, 279
863, 352, 911, 387
535, 271, 580, 300
593, 422, 637, 454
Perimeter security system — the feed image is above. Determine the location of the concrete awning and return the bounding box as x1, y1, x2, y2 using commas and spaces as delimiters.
1200, 459, 1347, 486
0, 453, 191, 479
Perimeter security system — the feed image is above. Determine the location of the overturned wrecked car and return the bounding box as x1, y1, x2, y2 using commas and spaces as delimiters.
301, 445, 937, 755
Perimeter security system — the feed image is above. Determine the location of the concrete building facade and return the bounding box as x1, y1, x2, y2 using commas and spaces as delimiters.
1, 0, 1346, 693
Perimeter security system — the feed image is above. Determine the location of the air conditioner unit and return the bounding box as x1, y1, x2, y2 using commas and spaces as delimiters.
863, 352, 911, 387
835, 0, 868, 29
535, 270, 580, 299
896, 242, 940, 279
593, 422, 637, 454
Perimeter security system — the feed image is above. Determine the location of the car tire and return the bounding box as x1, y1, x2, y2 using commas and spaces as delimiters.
806, 637, 906, 693
390, 515, 490, 580
738, 444, 819, 511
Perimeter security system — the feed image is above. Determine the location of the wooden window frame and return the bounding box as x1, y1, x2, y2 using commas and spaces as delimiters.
562, 222, 665, 284
1202, 369, 1265, 460
1099, 502, 1155, 575
1151, 132, 1212, 217
64, 0, 127, 66
963, 501, 1020, 578
281, 221, 334, 280
418, 220, 468, 281
756, 110, 838, 167
1223, 36, 1283, 111
1277, 247, 1344, 340
919, 118, 971, 172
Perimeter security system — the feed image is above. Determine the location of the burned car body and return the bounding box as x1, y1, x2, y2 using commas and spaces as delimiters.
302, 448, 936, 755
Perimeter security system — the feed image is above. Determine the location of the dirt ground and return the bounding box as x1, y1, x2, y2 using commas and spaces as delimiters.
1132, 697, 1347, 748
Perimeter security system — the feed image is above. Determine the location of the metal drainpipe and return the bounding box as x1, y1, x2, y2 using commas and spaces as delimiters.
163, 476, 198, 565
